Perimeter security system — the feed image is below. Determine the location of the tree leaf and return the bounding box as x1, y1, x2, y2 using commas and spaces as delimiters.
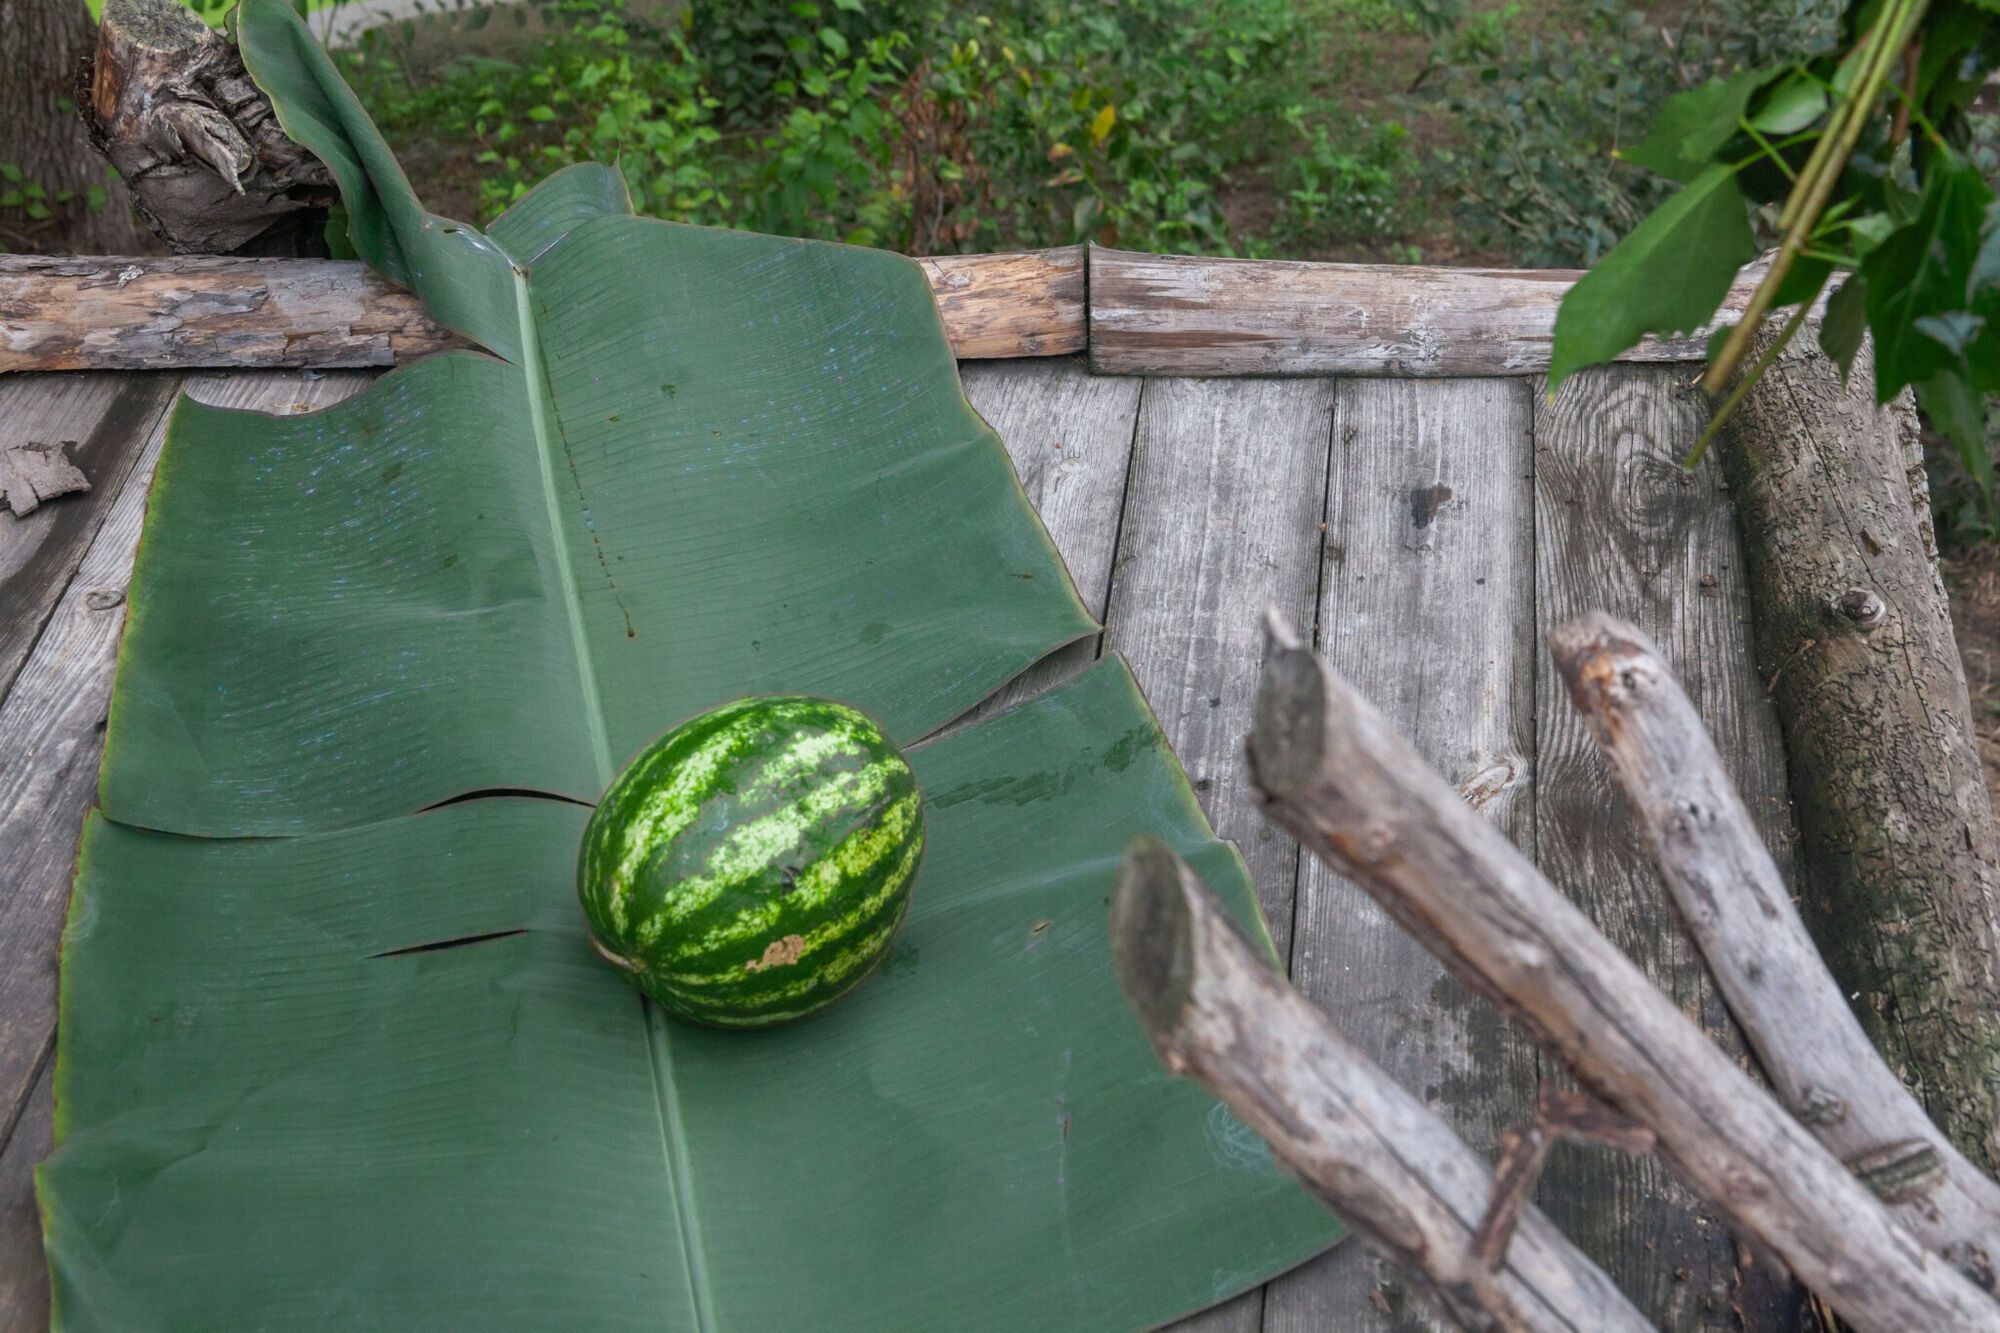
41, 0, 1340, 1324
1549, 163, 1759, 391
1748, 70, 1828, 135
1621, 65, 1773, 181
1819, 274, 1869, 379
1860, 150, 1993, 402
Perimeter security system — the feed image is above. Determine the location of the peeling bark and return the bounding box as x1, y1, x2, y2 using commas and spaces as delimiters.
85, 0, 334, 254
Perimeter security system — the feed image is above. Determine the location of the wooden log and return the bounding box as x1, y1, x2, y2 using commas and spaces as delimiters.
84, 0, 335, 254
1247, 612, 2000, 1332
1552, 611, 2000, 1290
0, 247, 1088, 372
1087, 247, 1775, 378
1109, 837, 1651, 1333
1718, 328, 2000, 1177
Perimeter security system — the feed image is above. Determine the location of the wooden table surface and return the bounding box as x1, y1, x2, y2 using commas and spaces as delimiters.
0, 355, 1805, 1331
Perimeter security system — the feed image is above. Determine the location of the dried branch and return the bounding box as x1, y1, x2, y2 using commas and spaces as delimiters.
1551, 611, 2000, 1291
1245, 611, 2000, 1332
1109, 837, 1649, 1333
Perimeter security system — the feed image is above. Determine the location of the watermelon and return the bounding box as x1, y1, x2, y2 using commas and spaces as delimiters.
577, 696, 925, 1028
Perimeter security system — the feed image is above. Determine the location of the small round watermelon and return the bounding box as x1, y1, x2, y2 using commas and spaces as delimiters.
577, 695, 924, 1028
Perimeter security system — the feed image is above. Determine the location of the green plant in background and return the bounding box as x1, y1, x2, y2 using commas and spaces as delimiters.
1545, 0, 2000, 537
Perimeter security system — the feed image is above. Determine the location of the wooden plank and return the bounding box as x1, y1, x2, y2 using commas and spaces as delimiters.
1265, 377, 1541, 1332
1530, 364, 1805, 1328
1105, 378, 1335, 1333
1105, 377, 1335, 964
0, 370, 374, 1157
947, 357, 1142, 724
0, 373, 180, 698
0, 1058, 51, 1333
0, 246, 1087, 372
1088, 247, 1769, 378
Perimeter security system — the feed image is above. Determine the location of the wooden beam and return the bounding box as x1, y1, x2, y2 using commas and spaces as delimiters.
1088, 246, 1767, 377
0, 246, 1087, 372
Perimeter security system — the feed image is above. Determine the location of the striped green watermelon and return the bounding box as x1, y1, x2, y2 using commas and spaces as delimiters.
577, 695, 925, 1028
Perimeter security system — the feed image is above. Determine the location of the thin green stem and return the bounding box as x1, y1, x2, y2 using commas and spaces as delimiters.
1687, 282, 1822, 470
1739, 118, 1797, 183
1702, 0, 1926, 397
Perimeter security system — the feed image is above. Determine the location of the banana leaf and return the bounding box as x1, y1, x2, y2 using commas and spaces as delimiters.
37, 1, 1341, 1324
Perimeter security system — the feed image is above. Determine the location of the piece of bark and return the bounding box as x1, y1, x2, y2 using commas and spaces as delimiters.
84, 0, 334, 254
0, 248, 1088, 371
1553, 611, 2000, 1291
1247, 612, 2000, 1333
1719, 327, 2000, 1176
0, 440, 87, 517
1110, 837, 1651, 1333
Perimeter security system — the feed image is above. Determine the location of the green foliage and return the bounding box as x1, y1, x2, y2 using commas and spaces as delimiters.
1547, 164, 1759, 386
340, 0, 1412, 256
1430, 0, 1841, 267
1545, 0, 2000, 538
0, 161, 113, 254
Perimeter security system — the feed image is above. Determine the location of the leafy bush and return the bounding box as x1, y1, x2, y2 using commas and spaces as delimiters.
1430, 0, 1842, 267
340, 0, 1413, 256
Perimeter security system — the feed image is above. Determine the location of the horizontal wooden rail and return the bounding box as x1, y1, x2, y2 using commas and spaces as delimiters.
1088, 246, 1765, 377
0, 246, 1086, 373
4, 242, 1778, 377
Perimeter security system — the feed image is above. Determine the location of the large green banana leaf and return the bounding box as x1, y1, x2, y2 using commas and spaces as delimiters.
37, 0, 1340, 1325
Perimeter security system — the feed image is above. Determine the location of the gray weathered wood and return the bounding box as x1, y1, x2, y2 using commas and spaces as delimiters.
1112, 838, 1651, 1333
1104, 376, 1336, 1333
0, 371, 373, 1156
1720, 332, 2000, 1177
949, 358, 1142, 720
1248, 614, 2000, 1333
1087, 248, 1777, 378
0, 247, 1087, 372
0, 1058, 50, 1333
1553, 611, 2000, 1290
0, 373, 180, 699
1266, 378, 1540, 1333
1531, 364, 1804, 1327
1105, 377, 1335, 962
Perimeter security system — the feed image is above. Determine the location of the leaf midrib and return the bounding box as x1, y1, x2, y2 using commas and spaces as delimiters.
511, 263, 715, 1332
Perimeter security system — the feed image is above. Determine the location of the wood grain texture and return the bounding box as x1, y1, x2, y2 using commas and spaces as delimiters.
1720, 332, 2000, 1177
0, 373, 179, 699
1531, 365, 1806, 1328
1552, 612, 2000, 1289
0, 371, 373, 1171
1112, 839, 1650, 1333
0, 247, 1087, 372
1087, 247, 1770, 378
947, 357, 1141, 724
1266, 377, 1541, 1333
0, 1059, 50, 1333
1104, 376, 1336, 1333
1247, 617, 2000, 1333
1104, 377, 1335, 962
917, 247, 1087, 358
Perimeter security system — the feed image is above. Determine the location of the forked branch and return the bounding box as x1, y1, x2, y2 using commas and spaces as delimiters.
1109, 838, 1649, 1333
1240, 612, 1998, 1332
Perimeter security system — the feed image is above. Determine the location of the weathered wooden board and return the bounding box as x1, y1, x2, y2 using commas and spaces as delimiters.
1088, 247, 1773, 378
0, 246, 1086, 372
0, 1061, 50, 1333
0, 372, 179, 697
1266, 377, 1541, 1333
1531, 364, 1804, 1328
0, 370, 371, 1158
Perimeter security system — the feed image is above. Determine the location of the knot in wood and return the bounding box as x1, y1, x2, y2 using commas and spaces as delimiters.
83, 587, 126, 612
1848, 1139, 1944, 1204
1833, 586, 1886, 630
1795, 1085, 1846, 1126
